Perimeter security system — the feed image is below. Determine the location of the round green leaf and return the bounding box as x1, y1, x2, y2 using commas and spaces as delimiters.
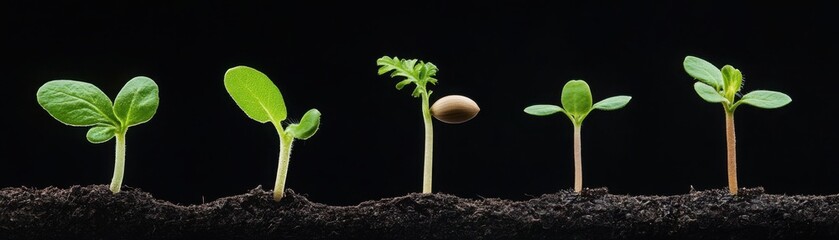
693, 82, 728, 103
560, 80, 592, 118
286, 109, 321, 140
86, 126, 116, 144
36, 80, 118, 127
524, 104, 564, 116
593, 96, 632, 111
114, 76, 159, 127
224, 66, 287, 123
684, 56, 723, 88
737, 90, 791, 109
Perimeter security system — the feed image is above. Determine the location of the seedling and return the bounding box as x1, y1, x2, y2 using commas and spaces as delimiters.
683, 56, 791, 195
524, 80, 631, 193
376, 56, 440, 193
224, 66, 321, 201
37, 77, 159, 193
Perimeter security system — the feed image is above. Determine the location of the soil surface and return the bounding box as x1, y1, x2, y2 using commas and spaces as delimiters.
1, 185, 838, 240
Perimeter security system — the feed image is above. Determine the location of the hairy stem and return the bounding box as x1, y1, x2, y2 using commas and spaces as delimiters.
110, 132, 127, 193
725, 111, 738, 195
573, 124, 583, 193
422, 92, 434, 194
274, 134, 294, 201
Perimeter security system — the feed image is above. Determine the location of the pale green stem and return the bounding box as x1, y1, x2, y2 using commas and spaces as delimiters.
274, 134, 294, 201
109, 132, 127, 193
573, 124, 583, 193
725, 110, 738, 195
421, 92, 434, 194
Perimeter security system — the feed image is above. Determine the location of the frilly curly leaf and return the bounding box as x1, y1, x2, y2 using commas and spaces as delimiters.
376, 56, 439, 98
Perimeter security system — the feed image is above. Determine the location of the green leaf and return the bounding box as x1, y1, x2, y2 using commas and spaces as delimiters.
377, 56, 400, 75
425, 62, 439, 78
376, 56, 438, 97
286, 109, 321, 140
427, 77, 438, 85
395, 79, 414, 90
411, 87, 423, 98
524, 104, 564, 116
114, 76, 159, 127
224, 66, 287, 123
693, 82, 729, 103
593, 96, 632, 110
86, 126, 116, 144
684, 56, 723, 88
37, 80, 118, 126
721, 65, 743, 98
560, 80, 593, 118
737, 90, 791, 109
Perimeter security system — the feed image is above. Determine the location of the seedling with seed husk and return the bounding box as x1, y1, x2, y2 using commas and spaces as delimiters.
683, 56, 791, 195
224, 66, 321, 201
377, 56, 479, 194
524, 80, 631, 193
37, 77, 159, 193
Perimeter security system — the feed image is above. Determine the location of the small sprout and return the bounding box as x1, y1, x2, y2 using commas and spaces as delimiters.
524, 80, 631, 193
376, 56, 440, 193
224, 66, 321, 201
683, 56, 791, 195
430, 95, 480, 124
37, 77, 160, 193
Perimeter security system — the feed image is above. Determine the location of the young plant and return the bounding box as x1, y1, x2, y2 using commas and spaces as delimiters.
376, 56, 439, 194
37, 77, 160, 193
524, 80, 631, 193
224, 66, 321, 201
683, 56, 791, 195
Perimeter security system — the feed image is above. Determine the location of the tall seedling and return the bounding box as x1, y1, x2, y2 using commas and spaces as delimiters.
376, 56, 439, 193
37, 77, 159, 193
683, 56, 791, 195
224, 66, 321, 201
525, 80, 631, 193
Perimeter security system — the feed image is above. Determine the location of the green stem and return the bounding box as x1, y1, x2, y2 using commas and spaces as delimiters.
110, 131, 127, 193
274, 134, 294, 201
421, 92, 434, 194
725, 110, 738, 195
573, 124, 582, 193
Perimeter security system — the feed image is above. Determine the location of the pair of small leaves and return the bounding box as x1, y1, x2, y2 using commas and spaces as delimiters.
684, 56, 743, 98
524, 80, 631, 125
224, 66, 320, 140
376, 56, 439, 98
37, 77, 160, 143
684, 56, 791, 111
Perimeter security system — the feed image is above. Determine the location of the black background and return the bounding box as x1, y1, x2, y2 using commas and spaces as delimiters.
2, 2, 837, 206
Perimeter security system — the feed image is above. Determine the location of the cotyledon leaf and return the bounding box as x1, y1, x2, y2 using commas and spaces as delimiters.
684, 56, 724, 88
524, 104, 564, 116
693, 82, 729, 103
86, 126, 116, 143
114, 76, 159, 127
224, 66, 287, 123
737, 90, 791, 109
286, 109, 322, 140
37, 80, 118, 126
593, 96, 632, 111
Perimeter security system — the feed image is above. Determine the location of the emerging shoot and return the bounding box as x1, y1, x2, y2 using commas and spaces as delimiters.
224, 66, 321, 201
683, 56, 791, 195
376, 56, 440, 193
37, 77, 160, 193
524, 80, 631, 193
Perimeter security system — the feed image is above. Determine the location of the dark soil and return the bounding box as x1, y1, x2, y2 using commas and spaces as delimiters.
1, 185, 838, 240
